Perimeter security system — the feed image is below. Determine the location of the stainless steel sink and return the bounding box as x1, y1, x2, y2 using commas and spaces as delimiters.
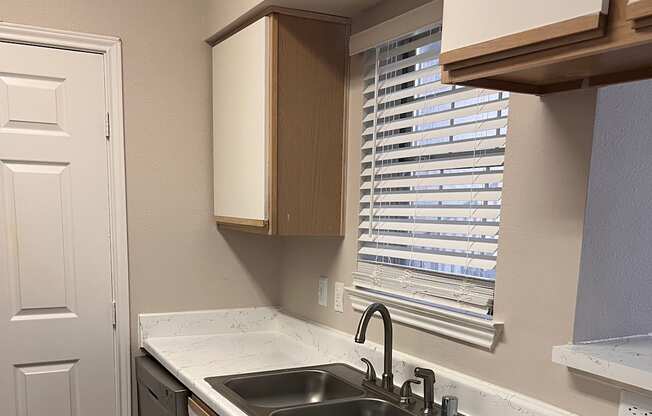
222, 368, 364, 407
205, 363, 445, 416
205, 364, 368, 416
271, 398, 414, 416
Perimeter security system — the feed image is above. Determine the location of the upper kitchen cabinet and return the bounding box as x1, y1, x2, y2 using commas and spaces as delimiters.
210, 10, 349, 236
440, 0, 652, 94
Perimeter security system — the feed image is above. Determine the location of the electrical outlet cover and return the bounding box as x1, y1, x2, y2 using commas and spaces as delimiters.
620, 391, 652, 416
318, 276, 328, 307
334, 282, 344, 312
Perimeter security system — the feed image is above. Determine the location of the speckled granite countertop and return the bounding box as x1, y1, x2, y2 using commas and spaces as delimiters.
553, 335, 652, 391
140, 307, 577, 416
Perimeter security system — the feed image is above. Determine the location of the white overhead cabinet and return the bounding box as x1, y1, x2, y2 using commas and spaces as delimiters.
440, 0, 652, 94
442, 0, 609, 56
212, 17, 268, 226
210, 10, 348, 236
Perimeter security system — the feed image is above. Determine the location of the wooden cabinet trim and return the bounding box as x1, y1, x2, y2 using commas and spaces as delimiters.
440, 13, 606, 70
215, 216, 268, 228
189, 396, 219, 416
268, 14, 278, 236
206, 6, 349, 46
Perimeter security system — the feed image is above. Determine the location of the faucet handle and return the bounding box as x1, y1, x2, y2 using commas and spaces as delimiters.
360, 358, 377, 382
441, 396, 458, 416
399, 379, 421, 404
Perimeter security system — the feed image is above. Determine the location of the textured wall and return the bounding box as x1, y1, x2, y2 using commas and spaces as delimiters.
0, 1, 634, 416
574, 79, 652, 342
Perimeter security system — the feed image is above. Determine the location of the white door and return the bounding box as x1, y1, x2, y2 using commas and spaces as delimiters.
0, 42, 117, 416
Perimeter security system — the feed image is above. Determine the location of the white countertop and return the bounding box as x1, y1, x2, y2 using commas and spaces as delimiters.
552, 334, 652, 392
145, 331, 333, 416
140, 307, 578, 416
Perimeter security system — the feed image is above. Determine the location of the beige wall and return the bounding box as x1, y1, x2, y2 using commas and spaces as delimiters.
0, 1, 624, 415
0, 0, 282, 361
278, 5, 620, 416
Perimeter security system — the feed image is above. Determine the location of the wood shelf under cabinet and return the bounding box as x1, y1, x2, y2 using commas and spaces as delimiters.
441, 0, 652, 94
210, 9, 349, 236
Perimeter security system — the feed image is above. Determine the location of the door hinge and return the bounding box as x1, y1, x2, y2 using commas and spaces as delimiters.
111, 300, 117, 327
105, 112, 111, 140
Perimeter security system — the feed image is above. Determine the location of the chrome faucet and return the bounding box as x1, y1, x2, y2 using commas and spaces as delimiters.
354, 303, 394, 391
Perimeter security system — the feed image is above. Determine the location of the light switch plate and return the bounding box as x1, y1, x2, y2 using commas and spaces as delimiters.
334, 282, 344, 312
619, 391, 652, 416
318, 276, 328, 307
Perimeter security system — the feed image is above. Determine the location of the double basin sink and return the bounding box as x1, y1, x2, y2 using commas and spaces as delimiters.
205, 363, 440, 416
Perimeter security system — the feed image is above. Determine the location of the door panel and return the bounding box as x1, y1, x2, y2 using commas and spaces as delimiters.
14, 360, 80, 416
0, 42, 117, 416
0, 73, 67, 135
2, 161, 76, 318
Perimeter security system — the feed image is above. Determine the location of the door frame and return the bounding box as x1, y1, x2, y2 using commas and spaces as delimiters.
0, 22, 131, 416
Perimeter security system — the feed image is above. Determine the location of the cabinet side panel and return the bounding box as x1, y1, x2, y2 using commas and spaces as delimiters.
276, 14, 347, 236
212, 17, 268, 221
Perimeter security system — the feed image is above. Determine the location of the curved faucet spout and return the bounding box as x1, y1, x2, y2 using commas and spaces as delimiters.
354, 303, 394, 391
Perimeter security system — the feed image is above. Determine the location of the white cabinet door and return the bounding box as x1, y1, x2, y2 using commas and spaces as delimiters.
442, 0, 609, 53
0, 42, 117, 416
212, 16, 268, 222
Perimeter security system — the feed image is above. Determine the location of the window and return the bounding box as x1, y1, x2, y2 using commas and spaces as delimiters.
352, 23, 508, 348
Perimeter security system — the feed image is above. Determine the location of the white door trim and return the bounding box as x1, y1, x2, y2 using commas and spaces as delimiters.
0, 22, 131, 416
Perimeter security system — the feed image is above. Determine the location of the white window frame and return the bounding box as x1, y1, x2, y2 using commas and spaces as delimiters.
348, 22, 504, 350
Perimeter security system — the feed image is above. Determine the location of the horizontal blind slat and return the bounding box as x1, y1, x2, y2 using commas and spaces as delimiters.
360, 189, 502, 203
361, 117, 508, 150
358, 261, 494, 291
363, 66, 436, 95
364, 49, 438, 80
358, 246, 497, 269
359, 233, 498, 252
353, 280, 491, 314
360, 206, 501, 219
361, 154, 504, 176
363, 87, 482, 121
363, 99, 508, 136
364, 31, 442, 68
355, 261, 494, 311
363, 80, 445, 109
360, 171, 503, 190
361, 136, 506, 163
359, 220, 500, 236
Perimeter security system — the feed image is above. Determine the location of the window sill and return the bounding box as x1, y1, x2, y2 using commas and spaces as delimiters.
552, 334, 652, 392
346, 286, 503, 350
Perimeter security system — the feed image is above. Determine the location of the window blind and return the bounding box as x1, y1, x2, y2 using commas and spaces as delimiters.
356, 23, 509, 316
